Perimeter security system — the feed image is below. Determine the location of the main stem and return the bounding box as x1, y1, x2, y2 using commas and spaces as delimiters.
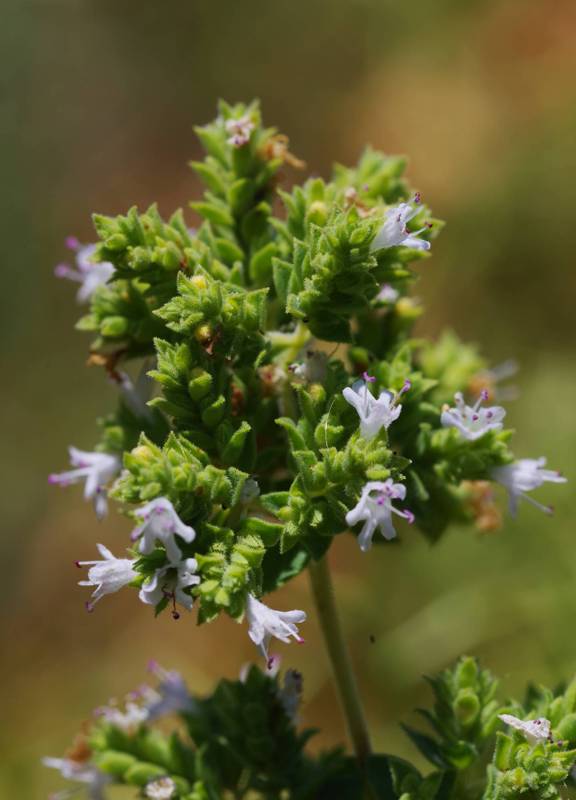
308, 554, 372, 765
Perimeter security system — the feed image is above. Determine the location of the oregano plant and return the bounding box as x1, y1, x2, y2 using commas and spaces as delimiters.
46, 100, 569, 800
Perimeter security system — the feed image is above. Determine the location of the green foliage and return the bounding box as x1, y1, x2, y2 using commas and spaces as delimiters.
52, 658, 576, 799
404, 657, 504, 772
83, 664, 346, 800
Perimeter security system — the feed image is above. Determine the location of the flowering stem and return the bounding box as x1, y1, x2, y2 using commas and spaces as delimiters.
308, 554, 372, 765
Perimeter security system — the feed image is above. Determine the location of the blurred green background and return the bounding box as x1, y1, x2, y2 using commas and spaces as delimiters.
1, 0, 575, 796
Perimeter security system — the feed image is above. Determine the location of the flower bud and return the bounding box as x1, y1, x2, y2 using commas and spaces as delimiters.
125, 762, 167, 787
100, 316, 129, 338
307, 201, 328, 226
95, 750, 137, 778
195, 324, 212, 344
190, 274, 208, 290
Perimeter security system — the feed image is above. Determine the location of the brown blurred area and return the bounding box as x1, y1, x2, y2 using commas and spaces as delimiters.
1, 0, 576, 796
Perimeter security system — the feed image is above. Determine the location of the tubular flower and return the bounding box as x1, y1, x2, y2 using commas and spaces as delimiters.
441, 390, 506, 441
49, 447, 121, 519
371, 195, 431, 252
42, 756, 108, 800
346, 479, 415, 552
139, 557, 200, 618
130, 497, 196, 563
498, 714, 552, 746
343, 377, 409, 440
145, 777, 177, 800
246, 594, 307, 662
77, 544, 138, 611
491, 457, 567, 516
54, 239, 115, 304
225, 115, 255, 147
145, 661, 195, 718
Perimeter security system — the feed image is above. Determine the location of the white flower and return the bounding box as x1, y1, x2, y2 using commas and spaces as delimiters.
225, 115, 255, 147
491, 458, 567, 516
145, 777, 177, 800
346, 479, 415, 552
43, 756, 108, 799
246, 594, 307, 661
130, 497, 196, 563
343, 377, 408, 440
49, 447, 121, 519
498, 714, 551, 746
54, 240, 115, 304
139, 557, 200, 618
145, 661, 195, 718
95, 697, 149, 731
441, 391, 506, 441
77, 544, 138, 612
376, 284, 400, 304
371, 195, 431, 252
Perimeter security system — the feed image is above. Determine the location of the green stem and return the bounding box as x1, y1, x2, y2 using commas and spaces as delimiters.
308, 554, 372, 765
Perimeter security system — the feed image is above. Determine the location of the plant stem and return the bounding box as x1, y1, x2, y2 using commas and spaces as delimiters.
308, 554, 372, 765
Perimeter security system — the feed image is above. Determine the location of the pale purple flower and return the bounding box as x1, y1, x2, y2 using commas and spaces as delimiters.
441, 390, 506, 441
225, 115, 255, 147
491, 457, 567, 516
139, 557, 200, 618
371, 195, 431, 252
77, 544, 138, 612
246, 594, 306, 661
130, 497, 196, 563
49, 447, 121, 519
376, 284, 400, 304
343, 378, 409, 440
498, 714, 551, 746
42, 756, 108, 800
346, 479, 415, 552
145, 661, 195, 718
55, 240, 114, 303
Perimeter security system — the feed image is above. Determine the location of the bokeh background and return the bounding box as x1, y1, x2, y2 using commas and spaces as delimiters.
1, 0, 575, 796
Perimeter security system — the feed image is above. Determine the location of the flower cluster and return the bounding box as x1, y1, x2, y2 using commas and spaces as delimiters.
50, 100, 566, 667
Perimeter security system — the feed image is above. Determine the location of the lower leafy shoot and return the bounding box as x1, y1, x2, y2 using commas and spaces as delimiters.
44, 657, 576, 800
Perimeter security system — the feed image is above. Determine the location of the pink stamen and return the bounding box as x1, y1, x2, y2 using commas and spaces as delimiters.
74, 560, 82, 568
65, 236, 80, 250
85, 601, 95, 613
54, 263, 72, 278
362, 371, 376, 383
404, 510, 415, 524
414, 192, 421, 204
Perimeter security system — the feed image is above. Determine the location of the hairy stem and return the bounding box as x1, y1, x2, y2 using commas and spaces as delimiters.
308, 554, 372, 765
